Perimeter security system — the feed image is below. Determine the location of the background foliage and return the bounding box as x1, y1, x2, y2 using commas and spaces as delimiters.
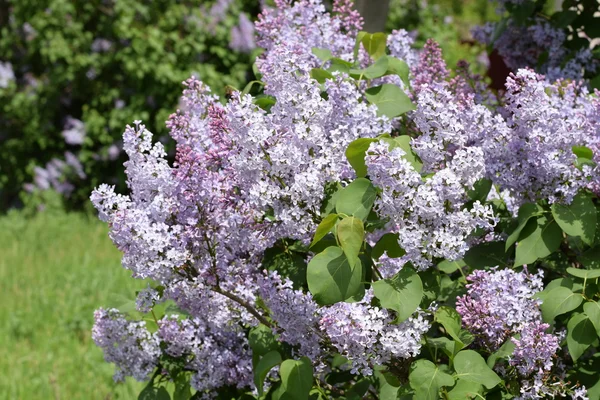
0, 0, 261, 210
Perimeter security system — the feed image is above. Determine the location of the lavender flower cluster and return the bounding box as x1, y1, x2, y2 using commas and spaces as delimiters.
456, 269, 581, 399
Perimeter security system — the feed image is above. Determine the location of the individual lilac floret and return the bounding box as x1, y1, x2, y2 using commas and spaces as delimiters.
92, 308, 160, 382
318, 291, 430, 375
510, 321, 560, 377
456, 268, 544, 350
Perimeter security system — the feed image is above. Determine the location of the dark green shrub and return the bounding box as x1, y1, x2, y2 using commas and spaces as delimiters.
0, 0, 261, 210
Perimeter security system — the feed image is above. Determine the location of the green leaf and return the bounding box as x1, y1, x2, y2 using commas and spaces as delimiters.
435, 306, 463, 344
437, 259, 466, 274
409, 360, 455, 400
138, 385, 171, 400
329, 58, 353, 74
505, 203, 544, 250
567, 314, 597, 361
307, 246, 363, 305
350, 56, 389, 80
551, 193, 597, 246
464, 241, 509, 269
345, 138, 378, 178
447, 379, 482, 400
310, 68, 334, 84
487, 339, 516, 369
248, 324, 281, 357
573, 145, 594, 160
254, 350, 282, 395
579, 246, 600, 269
311, 214, 338, 248
336, 178, 377, 221
514, 216, 562, 266
385, 56, 410, 86
311, 47, 333, 62
337, 217, 365, 268
541, 286, 584, 322
372, 267, 423, 322
375, 368, 401, 400
426, 337, 461, 360
454, 350, 501, 389
380, 135, 422, 172
365, 84, 416, 119
567, 267, 600, 280
242, 80, 265, 96
272, 357, 313, 400
254, 95, 276, 111
372, 232, 405, 259
172, 373, 191, 400
467, 178, 492, 203
583, 301, 600, 337
357, 32, 387, 60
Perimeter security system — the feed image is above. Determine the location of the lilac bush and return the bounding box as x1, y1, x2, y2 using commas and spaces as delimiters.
91, 1, 600, 398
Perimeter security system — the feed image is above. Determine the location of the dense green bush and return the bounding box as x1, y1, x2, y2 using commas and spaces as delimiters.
0, 0, 261, 210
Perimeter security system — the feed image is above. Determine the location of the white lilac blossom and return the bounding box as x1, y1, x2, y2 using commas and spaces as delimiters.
92, 308, 161, 382
318, 291, 430, 376
0, 61, 15, 88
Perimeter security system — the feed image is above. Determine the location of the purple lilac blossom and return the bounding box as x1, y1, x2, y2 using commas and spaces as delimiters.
92, 308, 161, 382
473, 19, 597, 81
456, 269, 584, 399
456, 268, 544, 350
229, 13, 256, 53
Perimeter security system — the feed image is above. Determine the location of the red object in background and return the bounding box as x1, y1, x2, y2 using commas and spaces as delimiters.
487, 49, 512, 91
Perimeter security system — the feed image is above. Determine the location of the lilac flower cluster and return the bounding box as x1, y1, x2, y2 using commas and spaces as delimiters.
92, 308, 161, 382
91, 0, 438, 389
456, 268, 544, 350
24, 152, 86, 196
366, 141, 496, 271
403, 49, 599, 208
319, 291, 430, 376
89, 0, 600, 396
456, 269, 585, 398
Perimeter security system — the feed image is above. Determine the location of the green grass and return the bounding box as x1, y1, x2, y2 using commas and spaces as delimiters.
0, 210, 146, 399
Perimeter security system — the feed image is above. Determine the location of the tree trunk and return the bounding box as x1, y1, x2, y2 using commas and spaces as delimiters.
353, 0, 391, 33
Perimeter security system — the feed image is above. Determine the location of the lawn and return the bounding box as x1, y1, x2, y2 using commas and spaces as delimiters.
0, 210, 145, 399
